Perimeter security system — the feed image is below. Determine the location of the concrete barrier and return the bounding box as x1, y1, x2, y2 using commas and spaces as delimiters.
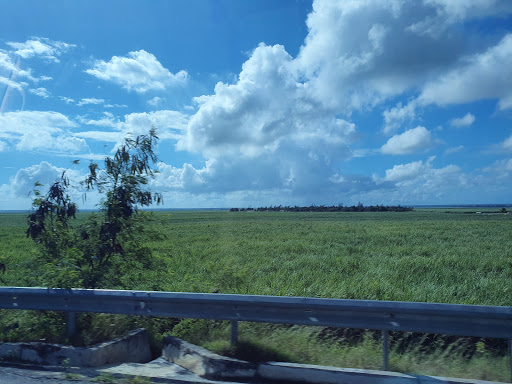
162, 336, 508, 384
0, 328, 151, 367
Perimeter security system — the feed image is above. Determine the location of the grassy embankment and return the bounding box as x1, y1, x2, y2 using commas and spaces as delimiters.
0, 209, 511, 381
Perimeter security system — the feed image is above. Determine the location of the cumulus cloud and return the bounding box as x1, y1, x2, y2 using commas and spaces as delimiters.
282, 1, 512, 133
483, 158, 512, 182
85, 50, 188, 93
74, 110, 189, 148
17, 133, 86, 152
180, 44, 355, 158
383, 102, 417, 135
6, 37, 75, 62
169, 41, 364, 198
408, 0, 512, 37
170, 0, 508, 199
8, 161, 81, 197
0, 49, 54, 86
0, 161, 91, 210
0, 76, 25, 91
147, 96, 164, 107
29, 87, 50, 98
368, 156, 468, 203
0, 110, 87, 153
0, 110, 75, 133
383, 158, 432, 183
0, 52, 16, 72
381, 126, 433, 155
450, 113, 475, 127
293, 0, 492, 114
115, 1, 512, 203
419, 34, 512, 110
486, 158, 512, 172
121, 110, 189, 140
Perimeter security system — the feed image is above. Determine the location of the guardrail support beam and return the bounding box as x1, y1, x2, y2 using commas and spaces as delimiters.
231, 320, 238, 346
382, 330, 389, 371
66, 311, 76, 339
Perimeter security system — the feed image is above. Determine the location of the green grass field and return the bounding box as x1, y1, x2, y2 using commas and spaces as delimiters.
0, 209, 511, 380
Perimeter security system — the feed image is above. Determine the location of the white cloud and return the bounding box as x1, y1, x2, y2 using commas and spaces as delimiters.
383, 101, 417, 135
85, 50, 188, 93
104, 103, 127, 108
122, 110, 189, 141
450, 113, 475, 127
163, 42, 364, 197
0, 140, 7, 152
483, 158, 512, 181
419, 34, 512, 110
381, 126, 433, 155
384, 159, 432, 183
147, 96, 164, 107
77, 98, 104, 106
0, 110, 76, 134
29, 87, 50, 98
74, 110, 189, 148
0, 110, 87, 153
445, 145, 464, 155
285, 1, 512, 136
408, 0, 512, 37
501, 134, 512, 152
0, 76, 24, 91
8, 161, 82, 198
369, 156, 468, 203
180, 44, 355, 159
17, 133, 86, 152
293, 0, 493, 114
0, 52, 36, 82
72, 130, 123, 143
6, 37, 75, 62
0, 51, 17, 72
59, 96, 75, 104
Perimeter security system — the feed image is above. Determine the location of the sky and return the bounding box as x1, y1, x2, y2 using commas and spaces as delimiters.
0, 0, 511, 210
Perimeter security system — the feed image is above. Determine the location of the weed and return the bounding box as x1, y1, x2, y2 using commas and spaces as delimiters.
126, 376, 151, 384
93, 373, 116, 383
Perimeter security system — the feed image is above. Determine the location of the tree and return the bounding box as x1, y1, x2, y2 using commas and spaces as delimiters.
27, 128, 162, 289
26, 176, 81, 288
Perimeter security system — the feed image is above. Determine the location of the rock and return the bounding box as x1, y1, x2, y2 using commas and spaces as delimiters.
162, 335, 256, 380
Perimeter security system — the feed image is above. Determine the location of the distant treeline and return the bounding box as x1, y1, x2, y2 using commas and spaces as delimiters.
230, 203, 413, 212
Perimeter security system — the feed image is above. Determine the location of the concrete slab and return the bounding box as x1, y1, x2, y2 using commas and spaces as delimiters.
100, 357, 249, 383
0, 328, 151, 367
162, 336, 256, 380
258, 362, 509, 384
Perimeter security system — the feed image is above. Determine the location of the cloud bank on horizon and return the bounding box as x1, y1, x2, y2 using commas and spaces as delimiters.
0, 0, 511, 210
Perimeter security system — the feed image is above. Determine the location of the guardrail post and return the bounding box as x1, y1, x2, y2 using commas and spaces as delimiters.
231, 320, 238, 346
382, 330, 389, 371
66, 311, 76, 339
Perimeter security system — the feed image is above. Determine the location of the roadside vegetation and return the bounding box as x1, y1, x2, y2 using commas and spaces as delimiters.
0, 201, 511, 379
230, 203, 414, 212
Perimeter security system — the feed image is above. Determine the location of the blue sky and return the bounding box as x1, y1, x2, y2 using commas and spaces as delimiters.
1, 0, 511, 210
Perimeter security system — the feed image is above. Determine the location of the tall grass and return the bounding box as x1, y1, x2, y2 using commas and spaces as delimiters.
0, 210, 511, 381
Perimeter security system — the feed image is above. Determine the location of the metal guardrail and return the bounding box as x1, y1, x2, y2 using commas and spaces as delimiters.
1, 287, 511, 373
